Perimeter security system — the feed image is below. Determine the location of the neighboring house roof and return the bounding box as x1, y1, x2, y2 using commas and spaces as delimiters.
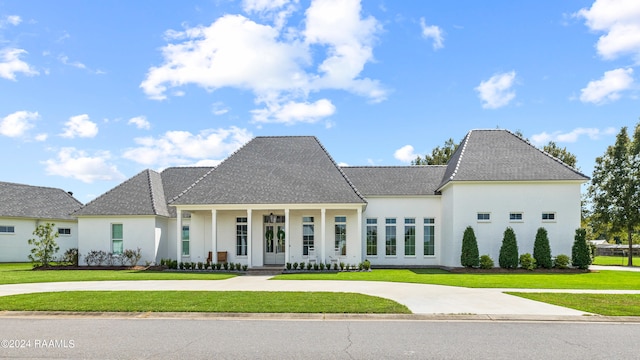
171, 136, 366, 205
438, 129, 589, 189
341, 166, 446, 196
0, 181, 82, 220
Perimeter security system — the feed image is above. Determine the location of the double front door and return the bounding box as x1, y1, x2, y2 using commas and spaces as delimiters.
264, 215, 285, 265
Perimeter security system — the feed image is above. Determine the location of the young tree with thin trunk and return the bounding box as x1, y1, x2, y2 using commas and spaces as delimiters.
28, 222, 60, 268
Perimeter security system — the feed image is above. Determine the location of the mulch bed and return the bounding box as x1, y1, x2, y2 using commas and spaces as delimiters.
33, 265, 155, 271
449, 267, 590, 274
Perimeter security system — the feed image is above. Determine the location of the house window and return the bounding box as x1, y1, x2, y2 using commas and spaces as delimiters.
366, 218, 377, 256
404, 218, 415, 256
424, 218, 435, 256
236, 217, 247, 256
302, 216, 314, 256
181, 225, 190, 256
510, 212, 523, 222
111, 224, 123, 255
0, 225, 15, 234
542, 213, 556, 221
477, 213, 491, 222
58, 228, 71, 236
385, 218, 396, 256
335, 216, 346, 256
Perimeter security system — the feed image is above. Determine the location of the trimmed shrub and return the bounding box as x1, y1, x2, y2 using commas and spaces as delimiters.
533, 227, 553, 269
460, 226, 480, 268
571, 228, 592, 270
519, 253, 536, 271
554, 254, 570, 269
499, 227, 519, 269
479, 255, 494, 269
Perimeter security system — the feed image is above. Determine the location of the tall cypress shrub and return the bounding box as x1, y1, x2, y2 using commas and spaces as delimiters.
571, 228, 591, 270
460, 226, 479, 267
533, 227, 552, 269
499, 227, 519, 269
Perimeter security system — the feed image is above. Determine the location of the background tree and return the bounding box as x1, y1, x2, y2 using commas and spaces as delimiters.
499, 227, 519, 269
588, 123, 640, 266
28, 222, 60, 268
533, 227, 552, 269
412, 138, 459, 165
543, 141, 578, 168
571, 228, 592, 270
460, 226, 479, 268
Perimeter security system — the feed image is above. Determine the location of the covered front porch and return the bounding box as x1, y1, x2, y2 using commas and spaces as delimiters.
174, 204, 365, 268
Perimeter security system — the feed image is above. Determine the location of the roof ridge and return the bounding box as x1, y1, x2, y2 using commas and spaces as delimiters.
341, 165, 448, 169
74, 169, 149, 215
313, 137, 367, 203
448, 130, 472, 182
147, 170, 164, 215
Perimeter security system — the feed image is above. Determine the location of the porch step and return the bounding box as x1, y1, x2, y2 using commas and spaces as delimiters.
245, 267, 284, 276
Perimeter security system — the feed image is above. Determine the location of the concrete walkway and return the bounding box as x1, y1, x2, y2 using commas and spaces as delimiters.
2, 276, 639, 317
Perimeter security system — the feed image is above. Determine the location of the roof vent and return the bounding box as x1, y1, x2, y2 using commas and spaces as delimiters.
67, 191, 73, 196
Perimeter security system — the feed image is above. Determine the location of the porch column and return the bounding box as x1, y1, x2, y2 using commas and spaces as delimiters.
284, 208, 290, 264
247, 209, 252, 268
357, 207, 363, 263
176, 208, 182, 262
320, 208, 326, 263
211, 209, 217, 262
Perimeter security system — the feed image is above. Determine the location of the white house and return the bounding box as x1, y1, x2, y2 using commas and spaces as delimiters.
0, 182, 82, 262
73, 130, 588, 268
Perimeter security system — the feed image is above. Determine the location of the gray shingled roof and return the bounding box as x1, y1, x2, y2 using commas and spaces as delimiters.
161, 167, 213, 217
0, 182, 82, 220
341, 166, 446, 196
171, 136, 366, 205
438, 129, 589, 189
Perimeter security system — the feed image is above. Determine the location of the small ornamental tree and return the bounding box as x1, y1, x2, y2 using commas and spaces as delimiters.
533, 227, 553, 269
499, 227, 519, 269
571, 228, 592, 270
28, 222, 60, 268
460, 226, 479, 267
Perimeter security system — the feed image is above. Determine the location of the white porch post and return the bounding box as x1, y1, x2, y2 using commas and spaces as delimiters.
320, 208, 326, 263
284, 208, 290, 264
211, 209, 217, 263
247, 209, 252, 268
176, 208, 182, 262
357, 207, 363, 263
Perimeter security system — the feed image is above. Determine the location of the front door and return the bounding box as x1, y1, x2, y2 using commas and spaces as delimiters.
264, 215, 285, 265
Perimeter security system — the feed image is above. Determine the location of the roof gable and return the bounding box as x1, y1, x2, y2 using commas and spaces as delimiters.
439, 129, 589, 189
171, 136, 366, 205
342, 166, 446, 196
0, 182, 82, 220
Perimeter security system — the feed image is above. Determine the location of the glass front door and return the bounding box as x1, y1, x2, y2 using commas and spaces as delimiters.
264, 215, 285, 265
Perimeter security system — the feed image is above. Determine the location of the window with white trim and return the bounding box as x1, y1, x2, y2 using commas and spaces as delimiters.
181, 225, 190, 256
111, 224, 123, 255
477, 213, 491, 222
385, 218, 396, 256
335, 216, 346, 256
366, 218, 377, 256
424, 218, 435, 256
236, 217, 247, 256
58, 228, 71, 236
509, 212, 523, 222
0, 225, 15, 234
302, 216, 314, 256
542, 212, 556, 221
404, 218, 415, 256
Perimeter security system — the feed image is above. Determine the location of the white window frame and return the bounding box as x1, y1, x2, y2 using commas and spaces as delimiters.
335, 216, 347, 256
423, 218, 435, 257
509, 212, 524, 222
58, 227, 71, 236
182, 225, 190, 257
404, 218, 416, 257
366, 218, 377, 257
111, 223, 123, 255
385, 218, 396, 257
542, 212, 556, 222
477, 213, 491, 222
302, 216, 314, 256
0, 225, 15, 234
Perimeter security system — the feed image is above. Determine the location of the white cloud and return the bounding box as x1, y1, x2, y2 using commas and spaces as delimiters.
211, 102, 230, 115
0, 48, 39, 80
251, 98, 335, 124
60, 114, 99, 138
58, 55, 87, 70
34, 133, 48, 142
122, 126, 252, 167
420, 18, 444, 50
531, 127, 617, 145
575, 0, 640, 61
394, 144, 417, 163
0, 110, 39, 137
475, 71, 517, 109
43, 147, 125, 183
579, 67, 634, 104
140, 0, 385, 125
1, 15, 22, 27
127, 116, 151, 130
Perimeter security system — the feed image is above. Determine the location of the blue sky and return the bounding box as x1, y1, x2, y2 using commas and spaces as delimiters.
1, 0, 638, 202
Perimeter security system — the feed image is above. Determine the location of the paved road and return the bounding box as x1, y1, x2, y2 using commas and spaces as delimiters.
1, 317, 639, 359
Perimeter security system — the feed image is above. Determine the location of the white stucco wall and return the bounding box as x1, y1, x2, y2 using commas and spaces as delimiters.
77, 216, 163, 265
361, 197, 442, 267
440, 181, 583, 267
0, 218, 78, 262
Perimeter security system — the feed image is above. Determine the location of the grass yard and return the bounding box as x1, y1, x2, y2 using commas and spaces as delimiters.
274, 269, 640, 290
0, 291, 410, 314
0, 263, 235, 285
507, 293, 640, 316
593, 256, 639, 267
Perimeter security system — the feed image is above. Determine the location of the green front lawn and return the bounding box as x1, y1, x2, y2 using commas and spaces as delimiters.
0, 263, 235, 284
275, 269, 640, 290
593, 256, 639, 267
508, 293, 640, 316
0, 291, 410, 314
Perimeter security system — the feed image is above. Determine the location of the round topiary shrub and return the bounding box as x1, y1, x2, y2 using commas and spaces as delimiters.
460, 226, 480, 268
499, 227, 519, 269
533, 227, 553, 269
554, 254, 571, 269
479, 254, 494, 269
519, 253, 536, 271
